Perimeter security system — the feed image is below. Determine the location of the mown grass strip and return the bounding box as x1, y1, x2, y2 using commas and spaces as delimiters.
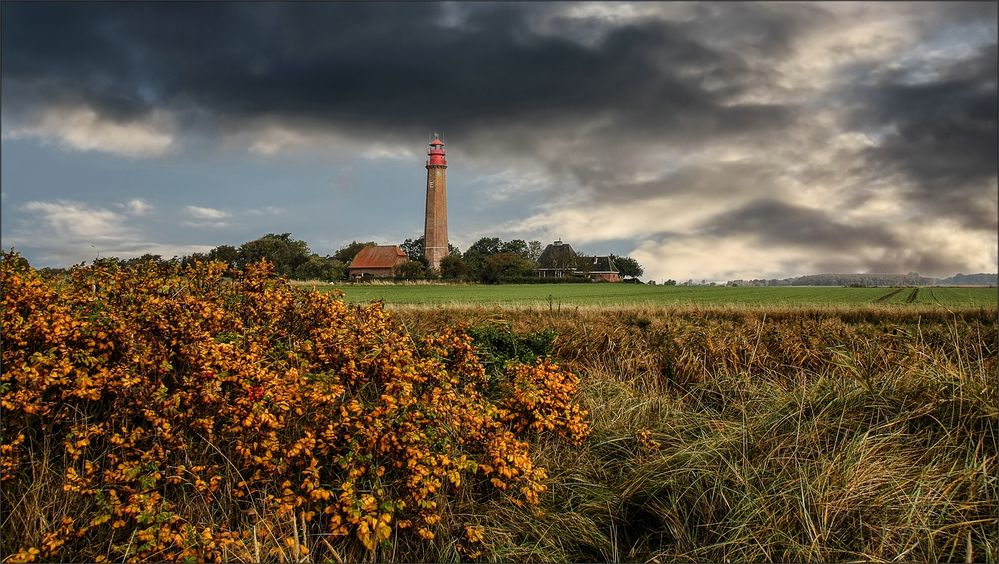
312, 283, 996, 309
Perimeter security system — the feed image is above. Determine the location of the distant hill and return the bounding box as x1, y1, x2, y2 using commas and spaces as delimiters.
727, 273, 998, 287
937, 273, 998, 286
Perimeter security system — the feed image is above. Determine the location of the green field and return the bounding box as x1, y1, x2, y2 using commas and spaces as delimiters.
305, 283, 997, 308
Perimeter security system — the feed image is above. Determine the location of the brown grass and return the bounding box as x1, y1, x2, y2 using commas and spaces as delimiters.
388, 305, 997, 562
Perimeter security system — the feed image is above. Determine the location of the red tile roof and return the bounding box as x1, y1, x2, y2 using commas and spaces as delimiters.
348, 245, 408, 269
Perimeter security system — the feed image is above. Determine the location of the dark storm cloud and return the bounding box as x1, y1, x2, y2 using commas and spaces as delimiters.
848, 41, 998, 230
676, 2, 833, 58
703, 199, 900, 250
591, 161, 783, 204
0, 2, 805, 146
862, 249, 980, 277
698, 199, 978, 275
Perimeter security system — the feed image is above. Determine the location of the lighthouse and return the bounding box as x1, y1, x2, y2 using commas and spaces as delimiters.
424, 134, 448, 271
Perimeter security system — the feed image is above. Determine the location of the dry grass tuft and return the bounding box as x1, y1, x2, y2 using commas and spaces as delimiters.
392, 306, 997, 563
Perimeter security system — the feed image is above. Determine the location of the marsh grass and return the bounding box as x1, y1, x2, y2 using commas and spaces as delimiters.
390, 306, 997, 563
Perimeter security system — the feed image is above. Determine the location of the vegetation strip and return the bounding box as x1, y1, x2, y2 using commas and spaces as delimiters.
318, 283, 996, 308
3, 255, 996, 562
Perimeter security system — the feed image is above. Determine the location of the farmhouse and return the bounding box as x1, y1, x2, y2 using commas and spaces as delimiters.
347, 245, 409, 279
536, 240, 621, 282
576, 255, 621, 282
536, 240, 580, 279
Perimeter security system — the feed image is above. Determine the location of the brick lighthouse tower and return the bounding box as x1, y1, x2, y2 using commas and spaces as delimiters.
424, 134, 448, 271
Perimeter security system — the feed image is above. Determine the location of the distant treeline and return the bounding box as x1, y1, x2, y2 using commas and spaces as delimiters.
727, 272, 998, 287
940, 273, 999, 286
34, 233, 644, 284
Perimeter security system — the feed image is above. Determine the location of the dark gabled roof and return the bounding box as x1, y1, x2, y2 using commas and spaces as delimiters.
537, 240, 579, 269
575, 255, 619, 273
348, 245, 408, 269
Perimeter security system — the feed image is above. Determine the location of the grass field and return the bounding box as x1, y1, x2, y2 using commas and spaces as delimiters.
302, 282, 997, 308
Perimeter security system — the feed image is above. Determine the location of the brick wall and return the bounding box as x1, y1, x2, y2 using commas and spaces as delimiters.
424, 165, 448, 271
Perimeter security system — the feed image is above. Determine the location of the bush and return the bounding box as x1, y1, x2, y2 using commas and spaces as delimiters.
0, 252, 589, 562
466, 325, 558, 374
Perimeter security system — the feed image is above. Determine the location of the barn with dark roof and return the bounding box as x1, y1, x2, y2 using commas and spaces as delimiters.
575, 255, 621, 282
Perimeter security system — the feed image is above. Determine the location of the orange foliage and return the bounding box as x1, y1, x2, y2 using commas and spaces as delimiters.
1, 252, 588, 561
500, 360, 590, 447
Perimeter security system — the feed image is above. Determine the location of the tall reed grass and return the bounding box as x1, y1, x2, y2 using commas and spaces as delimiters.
391, 306, 997, 562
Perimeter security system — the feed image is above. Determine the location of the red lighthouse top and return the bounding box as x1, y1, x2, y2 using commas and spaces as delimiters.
426, 135, 447, 167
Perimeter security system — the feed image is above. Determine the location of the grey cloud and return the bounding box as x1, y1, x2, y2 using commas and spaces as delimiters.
1, 3, 803, 149
848, 42, 997, 230
695, 199, 977, 276
860, 249, 983, 277
680, 2, 835, 59
590, 161, 784, 204
703, 199, 901, 250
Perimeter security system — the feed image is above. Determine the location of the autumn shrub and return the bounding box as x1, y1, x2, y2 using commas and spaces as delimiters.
0, 252, 589, 562
499, 360, 589, 446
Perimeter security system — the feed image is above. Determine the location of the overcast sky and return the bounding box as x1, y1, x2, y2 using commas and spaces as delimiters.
2, 2, 996, 281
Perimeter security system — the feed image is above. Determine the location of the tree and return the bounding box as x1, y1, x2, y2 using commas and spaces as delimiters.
180, 253, 206, 269
121, 254, 169, 270
464, 237, 508, 280
403, 236, 460, 261
665, 279, 677, 286
527, 240, 543, 262
294, 254, 346, 281
439, 255, 468, 280
479, 260, 501, 284
400, 237, 432, 273
333, 241, 376, 263
466, 237, 502, 256
611, 255, 644, 279
396, 260, 427, 280
401, 237, 424, 262
238, 233, 311, 276
207, 245, 239, 268
485, 252, 536, 281
500, 239, 529, 258
463, 249, 486, 280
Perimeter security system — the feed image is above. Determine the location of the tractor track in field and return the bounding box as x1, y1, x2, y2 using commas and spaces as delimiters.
927, 288, 941, 306
906, 288, 919, 303
874, 288, 905, 303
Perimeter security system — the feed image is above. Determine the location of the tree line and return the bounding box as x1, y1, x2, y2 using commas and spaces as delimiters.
36, 233, 644, 283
